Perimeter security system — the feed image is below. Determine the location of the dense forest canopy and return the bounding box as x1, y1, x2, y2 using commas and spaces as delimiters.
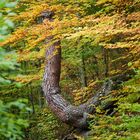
0, 0, 140, 139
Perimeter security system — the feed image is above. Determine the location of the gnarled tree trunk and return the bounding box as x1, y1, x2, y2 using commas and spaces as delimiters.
42, 39, 113, 128
41, 11, 133, 129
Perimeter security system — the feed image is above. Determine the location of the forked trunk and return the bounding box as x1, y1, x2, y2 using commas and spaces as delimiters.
42, 40, 113, 128
41, 12, 132, 128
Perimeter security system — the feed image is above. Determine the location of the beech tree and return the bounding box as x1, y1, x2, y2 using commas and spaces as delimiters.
41, 12, 135, 128
42, 35, 113, 128
0, 0, 140, 139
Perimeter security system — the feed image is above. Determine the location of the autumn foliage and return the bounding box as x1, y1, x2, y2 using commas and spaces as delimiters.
0, 0, 140, 139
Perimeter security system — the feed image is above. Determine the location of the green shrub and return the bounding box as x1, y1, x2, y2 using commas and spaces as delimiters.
0, 99, 30, 140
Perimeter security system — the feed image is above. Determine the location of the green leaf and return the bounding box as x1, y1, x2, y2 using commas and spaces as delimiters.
0, 77, 11, 84
5, 19, 14, 28
0, 0, 6, 8
128, 62, 132, 67
5, 2, 17, 8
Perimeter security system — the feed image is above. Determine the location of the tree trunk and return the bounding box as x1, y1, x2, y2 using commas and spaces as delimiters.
42, 39, 113, 128
80, 45, 87, 87
41, 12, 133, 129
42, 11, 134, 128
103, 48, 109, 77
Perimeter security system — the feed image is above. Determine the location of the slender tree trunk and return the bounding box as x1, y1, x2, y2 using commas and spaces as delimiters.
103, 48, 109, 77
29, 85, 35, 114
80, 45, 87, 87
93, 55, 99, 79
38, 87, 43, 108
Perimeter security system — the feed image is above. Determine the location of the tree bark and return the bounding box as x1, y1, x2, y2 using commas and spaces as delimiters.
103, 48, 109, 77
42, 40, 113, 128
80, 45, 87, 87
